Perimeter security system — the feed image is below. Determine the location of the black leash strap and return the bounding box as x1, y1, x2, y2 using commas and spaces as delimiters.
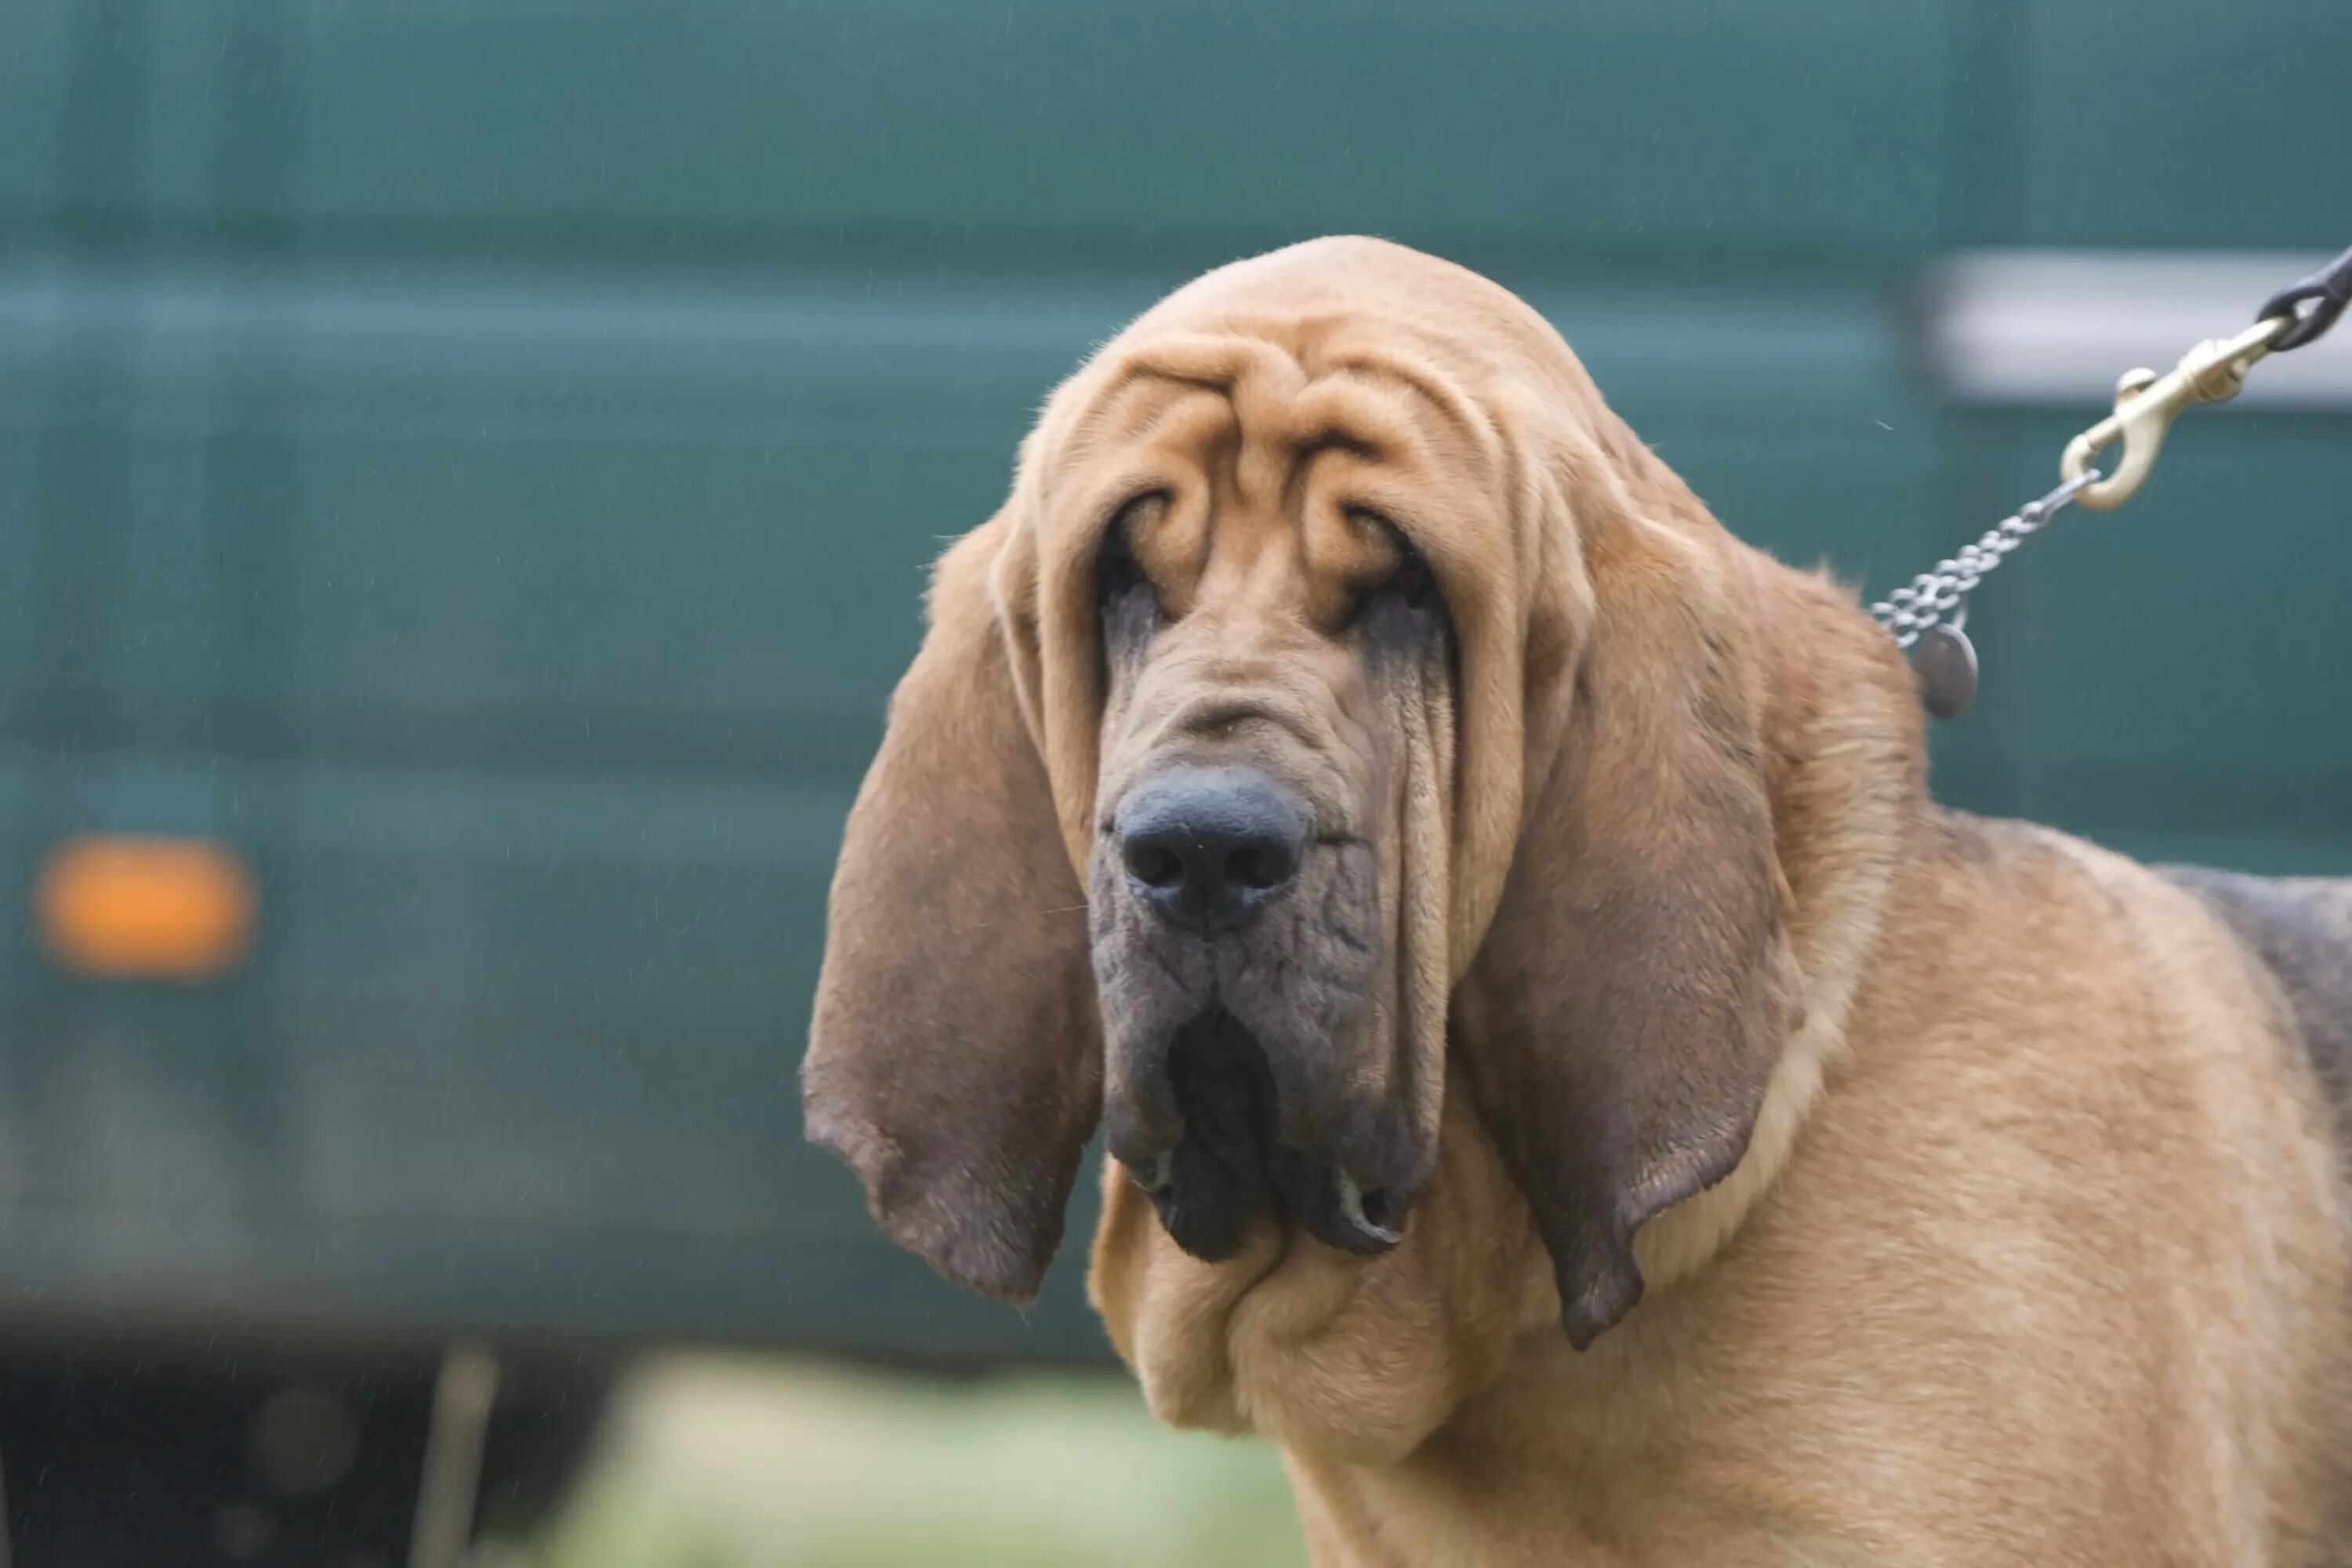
2256, 244, 2352, 353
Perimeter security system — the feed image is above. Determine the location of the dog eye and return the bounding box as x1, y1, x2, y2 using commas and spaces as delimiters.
1344, 507, 1440, 622
1097, 498, 1163, 630
1385, 550, 1436, 612
1363, 541, 1439, 622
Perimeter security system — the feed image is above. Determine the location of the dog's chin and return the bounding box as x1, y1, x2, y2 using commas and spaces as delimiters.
1121, 1011, 1406, 1263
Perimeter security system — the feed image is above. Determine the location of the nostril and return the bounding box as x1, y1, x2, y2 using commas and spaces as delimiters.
1226, 841, 1297, 892
1123, 841, 1185, 890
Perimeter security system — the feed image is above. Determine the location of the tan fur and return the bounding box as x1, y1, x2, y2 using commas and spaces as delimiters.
808, 237, 2352, 1563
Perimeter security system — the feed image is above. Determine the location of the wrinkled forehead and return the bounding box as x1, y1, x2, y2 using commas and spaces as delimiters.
1075, 335, 1467, 602
1031, 322, 1520, 612
1022, 243, 1605, 596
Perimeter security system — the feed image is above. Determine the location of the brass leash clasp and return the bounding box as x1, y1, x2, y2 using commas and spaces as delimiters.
2060, 315, 2291, 510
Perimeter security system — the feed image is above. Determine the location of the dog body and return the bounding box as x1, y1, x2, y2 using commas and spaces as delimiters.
804, 237, 2352, 1563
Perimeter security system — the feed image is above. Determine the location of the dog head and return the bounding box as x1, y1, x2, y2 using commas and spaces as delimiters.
804, 236, 1826, 1348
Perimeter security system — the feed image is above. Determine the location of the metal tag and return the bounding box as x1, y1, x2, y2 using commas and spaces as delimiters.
1914, 623, 1979, 722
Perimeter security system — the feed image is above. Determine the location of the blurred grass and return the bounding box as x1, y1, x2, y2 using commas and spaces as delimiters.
518, 1354, 1306, 1568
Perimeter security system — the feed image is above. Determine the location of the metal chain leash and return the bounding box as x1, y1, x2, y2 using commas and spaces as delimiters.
1872, 242, 2352, 720
1867, 470, 2100, 651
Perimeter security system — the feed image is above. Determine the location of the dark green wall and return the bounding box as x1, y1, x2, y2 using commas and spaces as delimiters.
0, 0, 2345, 1363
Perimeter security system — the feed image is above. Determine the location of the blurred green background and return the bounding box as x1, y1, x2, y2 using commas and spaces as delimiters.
0, 0, 2346, 1561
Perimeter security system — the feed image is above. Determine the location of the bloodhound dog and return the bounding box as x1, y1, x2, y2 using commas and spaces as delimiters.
803, 237, 2352, 1565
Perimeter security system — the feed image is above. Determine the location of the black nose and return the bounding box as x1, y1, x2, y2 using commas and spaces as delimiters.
1116, 767, 1308, 935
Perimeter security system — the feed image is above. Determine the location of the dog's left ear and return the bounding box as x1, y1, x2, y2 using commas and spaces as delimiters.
1454, 513, 1802, 1351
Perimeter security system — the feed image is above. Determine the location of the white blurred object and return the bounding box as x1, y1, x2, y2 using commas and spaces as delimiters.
1926, 251, 2352, 408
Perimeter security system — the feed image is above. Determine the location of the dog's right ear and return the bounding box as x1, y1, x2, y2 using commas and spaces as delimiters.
1454, 488, 1803, 1352
803, 515, 1102, 1306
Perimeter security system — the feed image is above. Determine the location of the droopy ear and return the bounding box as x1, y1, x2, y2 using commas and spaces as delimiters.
803, 515, 1101, 1306
1455, 521, 1802, 1350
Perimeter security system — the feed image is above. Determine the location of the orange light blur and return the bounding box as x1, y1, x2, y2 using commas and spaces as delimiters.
37, 836, 256, 982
